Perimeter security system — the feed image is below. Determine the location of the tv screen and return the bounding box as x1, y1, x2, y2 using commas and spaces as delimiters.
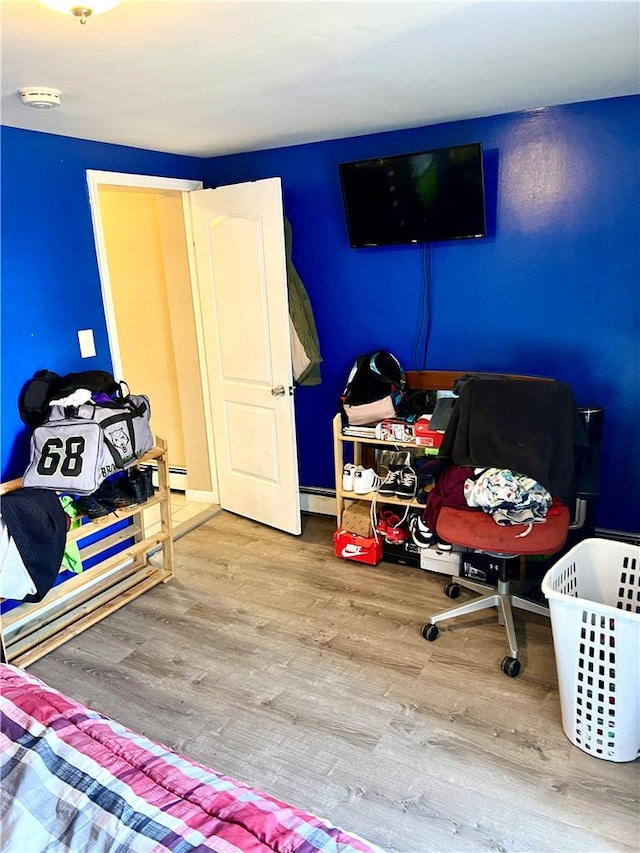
339, 142, 486, 247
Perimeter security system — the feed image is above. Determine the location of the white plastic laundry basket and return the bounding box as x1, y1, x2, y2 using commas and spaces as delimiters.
541, 538, 640, 763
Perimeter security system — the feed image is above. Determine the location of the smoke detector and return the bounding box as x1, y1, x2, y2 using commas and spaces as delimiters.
20, 87, 62, 109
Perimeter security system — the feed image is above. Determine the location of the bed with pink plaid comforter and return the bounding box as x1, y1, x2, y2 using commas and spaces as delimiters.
0, 665, 384, 853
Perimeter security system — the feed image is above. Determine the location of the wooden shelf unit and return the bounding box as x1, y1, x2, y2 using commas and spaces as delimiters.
334, 369, 550, 529
0, 437, 174, 668
333, 414, 428, 529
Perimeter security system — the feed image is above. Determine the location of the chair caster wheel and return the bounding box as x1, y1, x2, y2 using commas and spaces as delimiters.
501, 656, 521, 678
421, 623, 439, 641
444, 582, 460, 599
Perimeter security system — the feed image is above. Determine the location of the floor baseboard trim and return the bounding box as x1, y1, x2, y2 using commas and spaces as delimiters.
300, 488, 335, 517
185, 488, 218, 504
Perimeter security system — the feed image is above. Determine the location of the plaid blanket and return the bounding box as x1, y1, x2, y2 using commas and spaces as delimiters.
0, 665, 385, 853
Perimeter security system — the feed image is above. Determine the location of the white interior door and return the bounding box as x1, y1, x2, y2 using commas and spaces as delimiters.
189, 178, 301, 535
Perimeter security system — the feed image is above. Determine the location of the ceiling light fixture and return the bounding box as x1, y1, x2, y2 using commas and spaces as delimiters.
39, 0, 123, 25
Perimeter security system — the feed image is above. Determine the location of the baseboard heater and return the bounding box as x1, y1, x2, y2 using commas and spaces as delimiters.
595, 528, 640, 546
299, 487, 335, 516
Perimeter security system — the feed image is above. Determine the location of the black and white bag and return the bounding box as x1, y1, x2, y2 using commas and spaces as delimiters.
23, 395, 153, 495
340, 351, 406, 426
18, 369, 121, 428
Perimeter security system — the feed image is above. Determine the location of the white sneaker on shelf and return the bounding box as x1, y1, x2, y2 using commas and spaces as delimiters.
342, 463, 357, 491
353, 467, 382, 495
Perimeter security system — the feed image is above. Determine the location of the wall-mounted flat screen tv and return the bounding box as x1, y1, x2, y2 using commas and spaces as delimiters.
339, 142, 486, 247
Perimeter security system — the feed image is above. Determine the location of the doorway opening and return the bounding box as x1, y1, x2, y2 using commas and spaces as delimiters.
86, 170, 218, 505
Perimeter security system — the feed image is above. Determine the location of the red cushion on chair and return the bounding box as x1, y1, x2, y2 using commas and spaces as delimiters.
436, 504, 570, 555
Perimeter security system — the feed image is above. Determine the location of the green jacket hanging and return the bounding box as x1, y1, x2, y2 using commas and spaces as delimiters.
285, 217, 322, 385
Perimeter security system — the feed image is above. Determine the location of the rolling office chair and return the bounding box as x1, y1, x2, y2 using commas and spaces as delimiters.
422, 504, 571, 677
420, 376, 596, 677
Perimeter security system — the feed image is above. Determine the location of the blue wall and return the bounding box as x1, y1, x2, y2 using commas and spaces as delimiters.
0, 128, 204, 479
2, 95, 638, 533
203, 96, 640, 534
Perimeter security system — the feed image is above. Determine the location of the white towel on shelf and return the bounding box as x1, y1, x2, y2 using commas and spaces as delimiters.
0, 516, 37, 600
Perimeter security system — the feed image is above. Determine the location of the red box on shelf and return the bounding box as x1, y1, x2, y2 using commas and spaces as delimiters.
414, 415, 444, 449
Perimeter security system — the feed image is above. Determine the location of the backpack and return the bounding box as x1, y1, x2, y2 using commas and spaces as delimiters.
340, 351, 406, 426
18, 369, 120, 428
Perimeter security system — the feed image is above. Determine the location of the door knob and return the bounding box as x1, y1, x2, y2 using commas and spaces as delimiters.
271, 385, 285, 397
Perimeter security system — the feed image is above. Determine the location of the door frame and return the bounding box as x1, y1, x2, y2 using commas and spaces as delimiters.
86, 169, 219, 503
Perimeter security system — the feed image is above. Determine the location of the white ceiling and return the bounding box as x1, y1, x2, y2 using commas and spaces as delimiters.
1, 0, 639, 158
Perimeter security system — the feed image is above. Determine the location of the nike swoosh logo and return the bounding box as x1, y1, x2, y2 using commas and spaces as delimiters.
341, 545, 365, 557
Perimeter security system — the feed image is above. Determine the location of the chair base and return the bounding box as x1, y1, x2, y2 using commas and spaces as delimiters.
427, 579, 549, 659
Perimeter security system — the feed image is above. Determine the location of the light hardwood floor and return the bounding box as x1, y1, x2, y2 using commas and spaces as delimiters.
143, 489, 221, 539
30, 512, 639, 853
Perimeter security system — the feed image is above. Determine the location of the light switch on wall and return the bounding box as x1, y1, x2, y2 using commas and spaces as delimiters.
78, 329, 96, 358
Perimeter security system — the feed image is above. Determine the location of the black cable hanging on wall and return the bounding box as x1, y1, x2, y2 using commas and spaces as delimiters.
412, 242, 433, 370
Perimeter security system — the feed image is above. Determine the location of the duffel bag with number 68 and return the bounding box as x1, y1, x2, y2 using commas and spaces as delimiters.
22, 395, 153, 495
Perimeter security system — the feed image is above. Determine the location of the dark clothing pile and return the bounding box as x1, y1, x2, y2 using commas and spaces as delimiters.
438, 378, 582, 507
424, 466, 478, 532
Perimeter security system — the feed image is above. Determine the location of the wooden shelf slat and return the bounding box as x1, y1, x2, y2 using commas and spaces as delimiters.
8, 567, 172, 668
79, 523, 143, 561
69, 492, 165, 543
